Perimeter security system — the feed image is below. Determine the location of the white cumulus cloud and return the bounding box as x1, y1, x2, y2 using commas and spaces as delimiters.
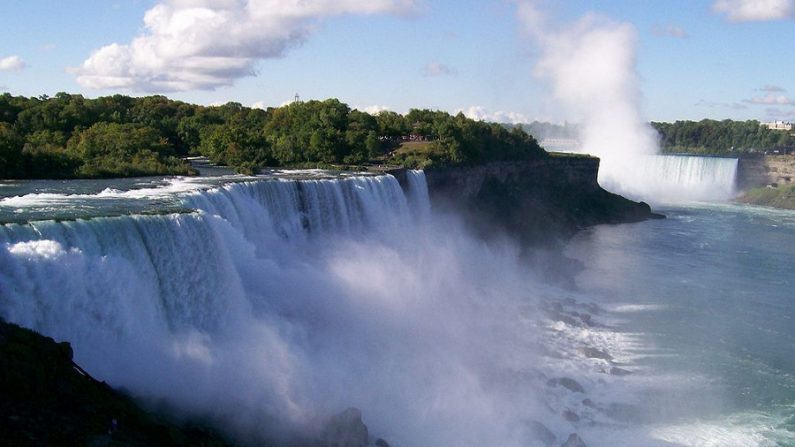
422, 62, 456, 77
744, 94, 794, 105
356, 104, 392, 114
72, 0, 419, 92
458, 106, 532, 124
713, 0, 795, 21
0, 55, 26, 72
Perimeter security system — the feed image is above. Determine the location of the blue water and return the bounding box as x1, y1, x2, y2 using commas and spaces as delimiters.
568, 203, 795, 445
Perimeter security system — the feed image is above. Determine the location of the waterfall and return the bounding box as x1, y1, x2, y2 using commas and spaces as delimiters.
0, 172, 560, 446
0, 175, 416, 334
598, 154, 739, 203
3, 170, 656, 446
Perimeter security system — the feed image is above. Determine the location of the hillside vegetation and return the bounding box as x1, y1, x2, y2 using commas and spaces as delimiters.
651, 119, 795, 155
0, 93, 546, 179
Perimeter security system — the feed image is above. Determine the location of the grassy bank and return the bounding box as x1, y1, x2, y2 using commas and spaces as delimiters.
737, 184, 795, 210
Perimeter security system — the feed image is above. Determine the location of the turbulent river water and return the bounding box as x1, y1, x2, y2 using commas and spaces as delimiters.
0, 170, 793, 446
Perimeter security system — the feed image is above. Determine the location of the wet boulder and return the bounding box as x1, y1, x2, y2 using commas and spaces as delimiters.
579, 347, 612, 361
527, 420, 556, 446
609, 367, 631, 376
321, 408, 369, 447
546, 377, 585, 393
561, 433, 587, 447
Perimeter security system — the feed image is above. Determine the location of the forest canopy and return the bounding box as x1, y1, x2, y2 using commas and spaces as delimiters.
651, 119, 795, 155
0, 93, 546, 179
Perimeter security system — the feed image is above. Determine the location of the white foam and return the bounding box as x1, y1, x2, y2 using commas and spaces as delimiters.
7, 239, 70, 259
648, 412, 794, 447
611, 304, 667, 313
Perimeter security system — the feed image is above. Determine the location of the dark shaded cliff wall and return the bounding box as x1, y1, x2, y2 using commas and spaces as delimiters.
0, 319, 232, 446
401, 157, 658, 246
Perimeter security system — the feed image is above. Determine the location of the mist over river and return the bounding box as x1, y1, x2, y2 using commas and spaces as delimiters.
1, 172, 794, 446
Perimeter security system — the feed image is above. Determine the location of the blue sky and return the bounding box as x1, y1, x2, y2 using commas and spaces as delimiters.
0, 0, 793, 123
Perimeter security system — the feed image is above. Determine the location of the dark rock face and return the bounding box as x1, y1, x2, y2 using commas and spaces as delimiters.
321, 408, 369, 447
0, 319, 230, 446
609, 367, 632, 376
604, 403, 643, 424
736, 154, 795, 191
561, 433, 587, 447
580, 347, 613, 361
546, 377, 585, 394
562, 410, 580, 423
422, 158, 661, 246
528, 421, 557, 446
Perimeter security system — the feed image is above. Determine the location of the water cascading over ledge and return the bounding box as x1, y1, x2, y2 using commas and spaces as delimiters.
0, 174, 427, 334
7, 171, 560, 446
0, 169, 666, 447
598, 154, 739, 203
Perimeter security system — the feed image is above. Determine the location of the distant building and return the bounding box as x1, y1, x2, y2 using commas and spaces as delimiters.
761, 120, 793, 131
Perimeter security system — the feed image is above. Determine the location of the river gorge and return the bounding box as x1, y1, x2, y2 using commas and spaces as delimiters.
1, 156, 794, 447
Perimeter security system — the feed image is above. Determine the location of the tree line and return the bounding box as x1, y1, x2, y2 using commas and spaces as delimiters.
651, 119, 795, 155
0, 93, 546, 179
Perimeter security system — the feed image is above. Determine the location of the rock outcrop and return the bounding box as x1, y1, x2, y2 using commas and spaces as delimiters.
320, 408, 369, 447
737, 154, 795, 191
414, 156, 661, 246
0, 318, 231, 446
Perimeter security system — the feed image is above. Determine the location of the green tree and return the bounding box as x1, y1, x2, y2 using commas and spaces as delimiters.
0, 123, 24, 178
67, 122, 191, 177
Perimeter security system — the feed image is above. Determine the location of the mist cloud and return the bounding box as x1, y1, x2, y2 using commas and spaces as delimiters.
72, 0, 419, 92
713, 0, 795, 21
515, 1, 658, 196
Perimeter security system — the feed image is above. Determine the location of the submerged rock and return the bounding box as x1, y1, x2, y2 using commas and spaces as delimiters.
527, 420, 556, 446
550, 312, 579, 326
562, 410, 580, 423
578, 314, 594, 326
561, 433, 587, 447
546, 377, 585, 393
579, 347, 613, 361
604, 403, 643, 424
321, 408, 369, 447
609, 367, 632, 376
